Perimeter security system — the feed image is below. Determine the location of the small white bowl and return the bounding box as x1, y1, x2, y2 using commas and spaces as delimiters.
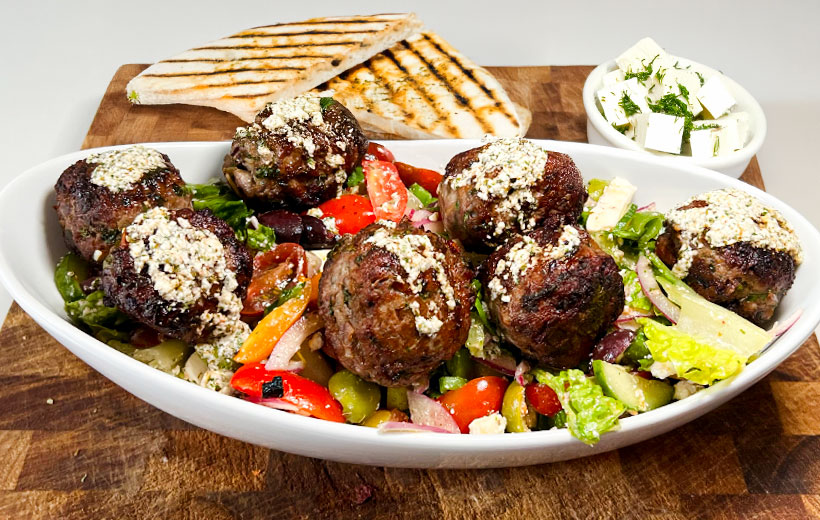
583, 59, 767, 178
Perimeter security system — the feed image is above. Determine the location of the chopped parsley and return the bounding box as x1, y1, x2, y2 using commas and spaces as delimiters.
648, 93, 695, 142
619, 92, 642, 117
624, 54, 659, 85
346, 165, 364, 187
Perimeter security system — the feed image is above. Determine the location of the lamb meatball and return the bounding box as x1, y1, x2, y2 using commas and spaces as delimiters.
319, 219, 474, 386
479, 225, 623, 369
54, 145, 191, 263
438, 138, 586, 252
655, 188, 802, 325
101, 207, 252, 344
223, 93, 368, 210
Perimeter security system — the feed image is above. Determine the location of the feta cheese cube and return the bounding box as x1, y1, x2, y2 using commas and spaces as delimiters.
689, 122, 739, 158
720, 111, 751, 147
697, 75, 736, 118
659, 68, 703, 117
586, 177, 638, 232
643, 113, 685, 154
632, 113, 651, 147
469, 413, 507, 434
596, 78, 650, 127
602, 69, 625, 86
616, 37, 666, 72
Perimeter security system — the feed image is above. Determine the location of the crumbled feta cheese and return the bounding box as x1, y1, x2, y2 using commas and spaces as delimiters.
125, 208, 241, 319
488, 226, 580, 302
306, 208, 324, 219
468, 413, 507, 434
365, 224, 456, 336
673, 380, 702, 400
445, 138, 550, 237
322, 216, 339, 236
665, 188, 803, 277
260, 93, 324, 132
650, 360, 677, 379
92, 249, 103, 262
87, 145, 167, 192
585, 177, 637, 232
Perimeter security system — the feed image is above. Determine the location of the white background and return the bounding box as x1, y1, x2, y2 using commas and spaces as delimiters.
1, 0, 818, 322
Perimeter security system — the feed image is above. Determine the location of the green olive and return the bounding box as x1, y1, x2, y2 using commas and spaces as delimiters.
293, 344, 333, 387
386, 386, 409, 411
445, 348, 472, 379
328, 370, 381, 424
501, 381, 537, 433
361, 409, 409, 428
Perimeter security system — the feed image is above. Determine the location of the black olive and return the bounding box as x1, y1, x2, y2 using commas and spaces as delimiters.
301, 215, 338, 249
257, 210, 303, 244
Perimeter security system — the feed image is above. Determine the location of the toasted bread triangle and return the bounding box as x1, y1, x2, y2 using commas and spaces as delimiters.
316, 31, 530, 139
126, 13, 423, 122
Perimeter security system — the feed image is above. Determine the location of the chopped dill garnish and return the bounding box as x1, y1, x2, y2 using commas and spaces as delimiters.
649, 93, 695, 141
619, 92, 642, 117
612, 123, 628, 135
694, 123, 721, 130
695, 71, 705, 86
655, 68, 666, 84
713, 135, 720, 156
678, 84, 690, 101
624, 54, 659, 85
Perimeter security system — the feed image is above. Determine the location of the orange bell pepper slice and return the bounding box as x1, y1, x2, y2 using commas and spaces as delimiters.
234, 279, 311, 364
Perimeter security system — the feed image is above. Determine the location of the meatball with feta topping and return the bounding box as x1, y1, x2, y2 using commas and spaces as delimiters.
222, 93, 368, 210
655, 188, 802, 325
318, 219, 474, 387
438, 138, 586, 252
479, 225, 623, 369
101, 207, 252, 345
54, 145, 191, 263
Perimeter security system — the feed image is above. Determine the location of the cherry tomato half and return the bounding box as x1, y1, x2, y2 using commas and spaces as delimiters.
242, 244, 308, 317
438, 376, 508, 433
395, 162, 444, 196
525, 383, 562, 417
231, 363, 345, 423
365, 142, 396, 163
363, 160, 408, 222
317, 194, 376, 235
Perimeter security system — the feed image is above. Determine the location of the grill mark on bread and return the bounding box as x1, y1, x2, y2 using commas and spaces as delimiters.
233, 30, 384, 38
399, 39, 493, 134
247, 15, 407, 28
379, 49, 458, 135
163, 55, 337, 63
142, 67, 307, 78
348, 58, 418, 129
194, 41, 365, 51
421, 33, 519, 126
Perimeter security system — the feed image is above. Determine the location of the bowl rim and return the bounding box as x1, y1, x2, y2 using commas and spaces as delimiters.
582, 59, 767, 171
0, 139, 817, 465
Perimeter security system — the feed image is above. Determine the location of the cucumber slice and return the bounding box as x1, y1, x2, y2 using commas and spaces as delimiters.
592, 360, 673, 412
133, 339, 191, 374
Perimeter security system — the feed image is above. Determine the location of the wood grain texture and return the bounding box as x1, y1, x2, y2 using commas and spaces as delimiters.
0, 64, 816, 519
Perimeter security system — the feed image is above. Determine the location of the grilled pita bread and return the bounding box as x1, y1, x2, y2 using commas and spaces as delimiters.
125, 13, 423, 122
316, 31, 530, 139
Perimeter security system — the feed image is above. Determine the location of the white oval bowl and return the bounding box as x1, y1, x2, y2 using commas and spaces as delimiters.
0, 140, 817, 469
583, 59, 767, 178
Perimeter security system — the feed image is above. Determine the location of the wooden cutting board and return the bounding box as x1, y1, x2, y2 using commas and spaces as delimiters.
1, 64, 818, 519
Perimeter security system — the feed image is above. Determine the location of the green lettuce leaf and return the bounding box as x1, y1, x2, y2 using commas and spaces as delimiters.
638, 318, 743, 386
246, 224, 277, 251
346, 166, 364, 187
409, 183, 437, 208
622, 270, 652, 313
532, 368, 625, 444
65, 290, 131, 343
187, 182, 254, 238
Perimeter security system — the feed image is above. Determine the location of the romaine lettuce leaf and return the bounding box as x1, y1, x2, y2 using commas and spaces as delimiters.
187, 182, 254, 238
65, 290, 131, 343
622, 270, 652, 313
246, 224, 276, 251
533, 368, 625, 445
638, 318, 743, 386
656, 276, 771, 359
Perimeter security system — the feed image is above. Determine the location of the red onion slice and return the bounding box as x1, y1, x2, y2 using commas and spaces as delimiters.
592, 329, 636, 363
475, 351, 517, 376
769, 309, 802, 338
246, 396, 304, 414
636, 255, 680, 324
637, 202, 656, 212
406, 390, 460, 433
377, 421, 454, 434
305, 251, 323, 278
265, 313, 324, 371
514, 360, 531, 386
